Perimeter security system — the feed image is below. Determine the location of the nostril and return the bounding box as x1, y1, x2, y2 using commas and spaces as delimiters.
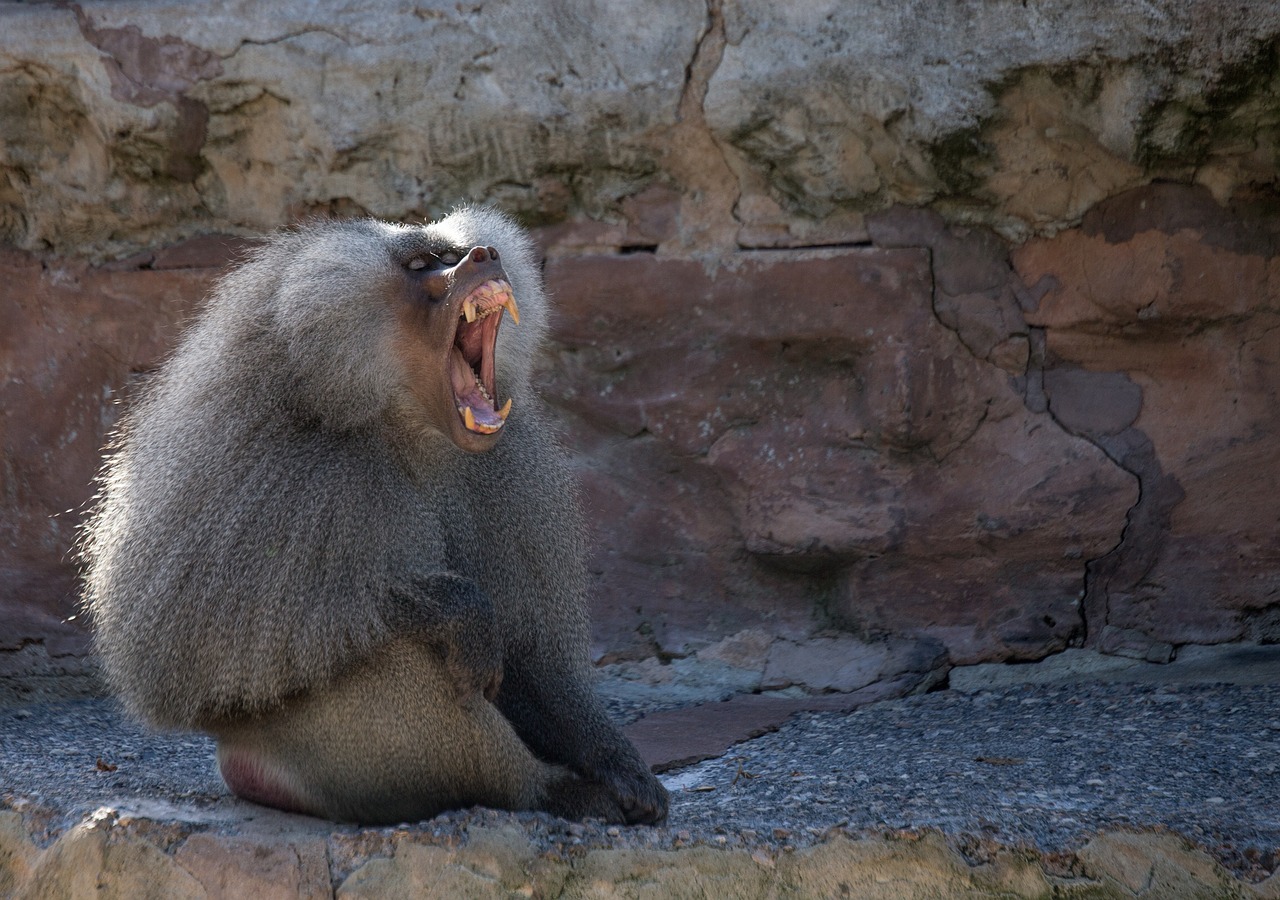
469, 246, 491, 263
487, 246, 499, 260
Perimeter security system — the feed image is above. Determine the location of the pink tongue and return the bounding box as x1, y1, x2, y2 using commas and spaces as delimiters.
449, 348, 503, 428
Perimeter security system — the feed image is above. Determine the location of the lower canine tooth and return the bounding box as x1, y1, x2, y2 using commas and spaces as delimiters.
462, 299, 477, 323
463, 407, 476, 430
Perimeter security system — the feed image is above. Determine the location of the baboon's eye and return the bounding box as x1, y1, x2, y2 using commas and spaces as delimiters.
406, 250, 462, 271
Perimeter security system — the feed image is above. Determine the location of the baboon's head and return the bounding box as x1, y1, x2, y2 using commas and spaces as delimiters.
392, 235, 523, 453
236, 207, 547, 452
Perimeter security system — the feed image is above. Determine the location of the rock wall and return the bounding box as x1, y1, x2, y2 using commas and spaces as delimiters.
2, 0, 1278, 699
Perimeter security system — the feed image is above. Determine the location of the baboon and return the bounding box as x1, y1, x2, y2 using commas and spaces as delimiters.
81, 208, 668, 826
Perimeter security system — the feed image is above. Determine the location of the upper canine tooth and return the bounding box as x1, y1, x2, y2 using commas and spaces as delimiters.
462, 299, 477, 323
503, 294, 520, 325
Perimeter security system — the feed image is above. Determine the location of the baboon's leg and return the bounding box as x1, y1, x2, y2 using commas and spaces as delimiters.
212, 638, 622, 824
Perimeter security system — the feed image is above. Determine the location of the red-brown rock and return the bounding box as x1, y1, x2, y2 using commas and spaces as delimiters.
5, 186, 1270, 697
1014, 184, 1280, 650
623, 687, 906, 772
0, 249, 215, 686
543, 249, 1134, 664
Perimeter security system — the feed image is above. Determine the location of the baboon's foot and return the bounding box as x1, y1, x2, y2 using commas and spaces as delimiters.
586, 756, 670, 825
544, 772, 631, 824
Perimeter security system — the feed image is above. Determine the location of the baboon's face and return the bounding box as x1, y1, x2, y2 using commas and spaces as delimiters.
394, 243, 521, 453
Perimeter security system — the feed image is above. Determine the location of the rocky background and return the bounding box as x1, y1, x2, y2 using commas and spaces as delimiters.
2, 0, 1278, 704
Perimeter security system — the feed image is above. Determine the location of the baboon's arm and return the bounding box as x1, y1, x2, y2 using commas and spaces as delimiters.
386, 573, 503, 700
496, 660, 667, 824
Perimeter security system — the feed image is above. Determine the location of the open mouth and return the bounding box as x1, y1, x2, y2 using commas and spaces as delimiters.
449, 278, 520, 434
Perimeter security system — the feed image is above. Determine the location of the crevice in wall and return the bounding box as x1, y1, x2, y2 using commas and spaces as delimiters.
1024, 356, 1183, 654
677, 0, 721, 119
659, 0, 740, 253
866, 205, 1146, 654
736, 240, 876, 253
1062, 426, 1183, 657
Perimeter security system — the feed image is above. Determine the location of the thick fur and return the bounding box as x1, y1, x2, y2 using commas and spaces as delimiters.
81, 208, 667, 825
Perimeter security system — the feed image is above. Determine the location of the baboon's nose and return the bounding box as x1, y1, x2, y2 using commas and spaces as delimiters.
452, 246, 505, 283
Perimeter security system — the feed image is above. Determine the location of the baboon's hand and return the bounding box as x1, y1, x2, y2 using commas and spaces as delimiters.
588, 754, 669, 825
445, 611, 504, 702
388, 572, 504, 701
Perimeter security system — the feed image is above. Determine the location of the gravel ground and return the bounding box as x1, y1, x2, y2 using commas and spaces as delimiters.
2, 680, 1278, 881
666, 682, 1280, 877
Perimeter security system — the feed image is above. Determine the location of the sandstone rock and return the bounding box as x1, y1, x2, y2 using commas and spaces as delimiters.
707, 0, 1280, 238
832, 394, 1137, 663
596, 653, 765, 708
565, 420, 816, 659
14, 810, 203, 900
867, 206, 1033, 372
0, 0, 705, 259
174, 833, 331, 900
1041, 368, 1144, 437
0, 811, 38, 898
1256, 869, 1280, 900
3, 1, 1277, 695
0, 250, 215, 700
565, 846, 769, 899
1095, 626, 1176, 664
1076, 831, 1248, 898
1014, 184, 1280, 648
338, 826, 553, 900
779, 832, 1054, 900
0, 799, 1273, 899
3, 2, 1278, 259
694, 628, 774, 671
544, 249, 1134, 664
761, 635, 945, 693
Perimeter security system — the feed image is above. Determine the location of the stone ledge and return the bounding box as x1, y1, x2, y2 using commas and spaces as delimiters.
1, 805, 1272, 899
5, 674, 1279, 897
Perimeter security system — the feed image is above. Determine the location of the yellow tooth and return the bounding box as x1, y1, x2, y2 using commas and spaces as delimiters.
463, 407, 476, 431
462, 299, 477, 323
503, 294, 520, 325
498, 398, 513, 420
